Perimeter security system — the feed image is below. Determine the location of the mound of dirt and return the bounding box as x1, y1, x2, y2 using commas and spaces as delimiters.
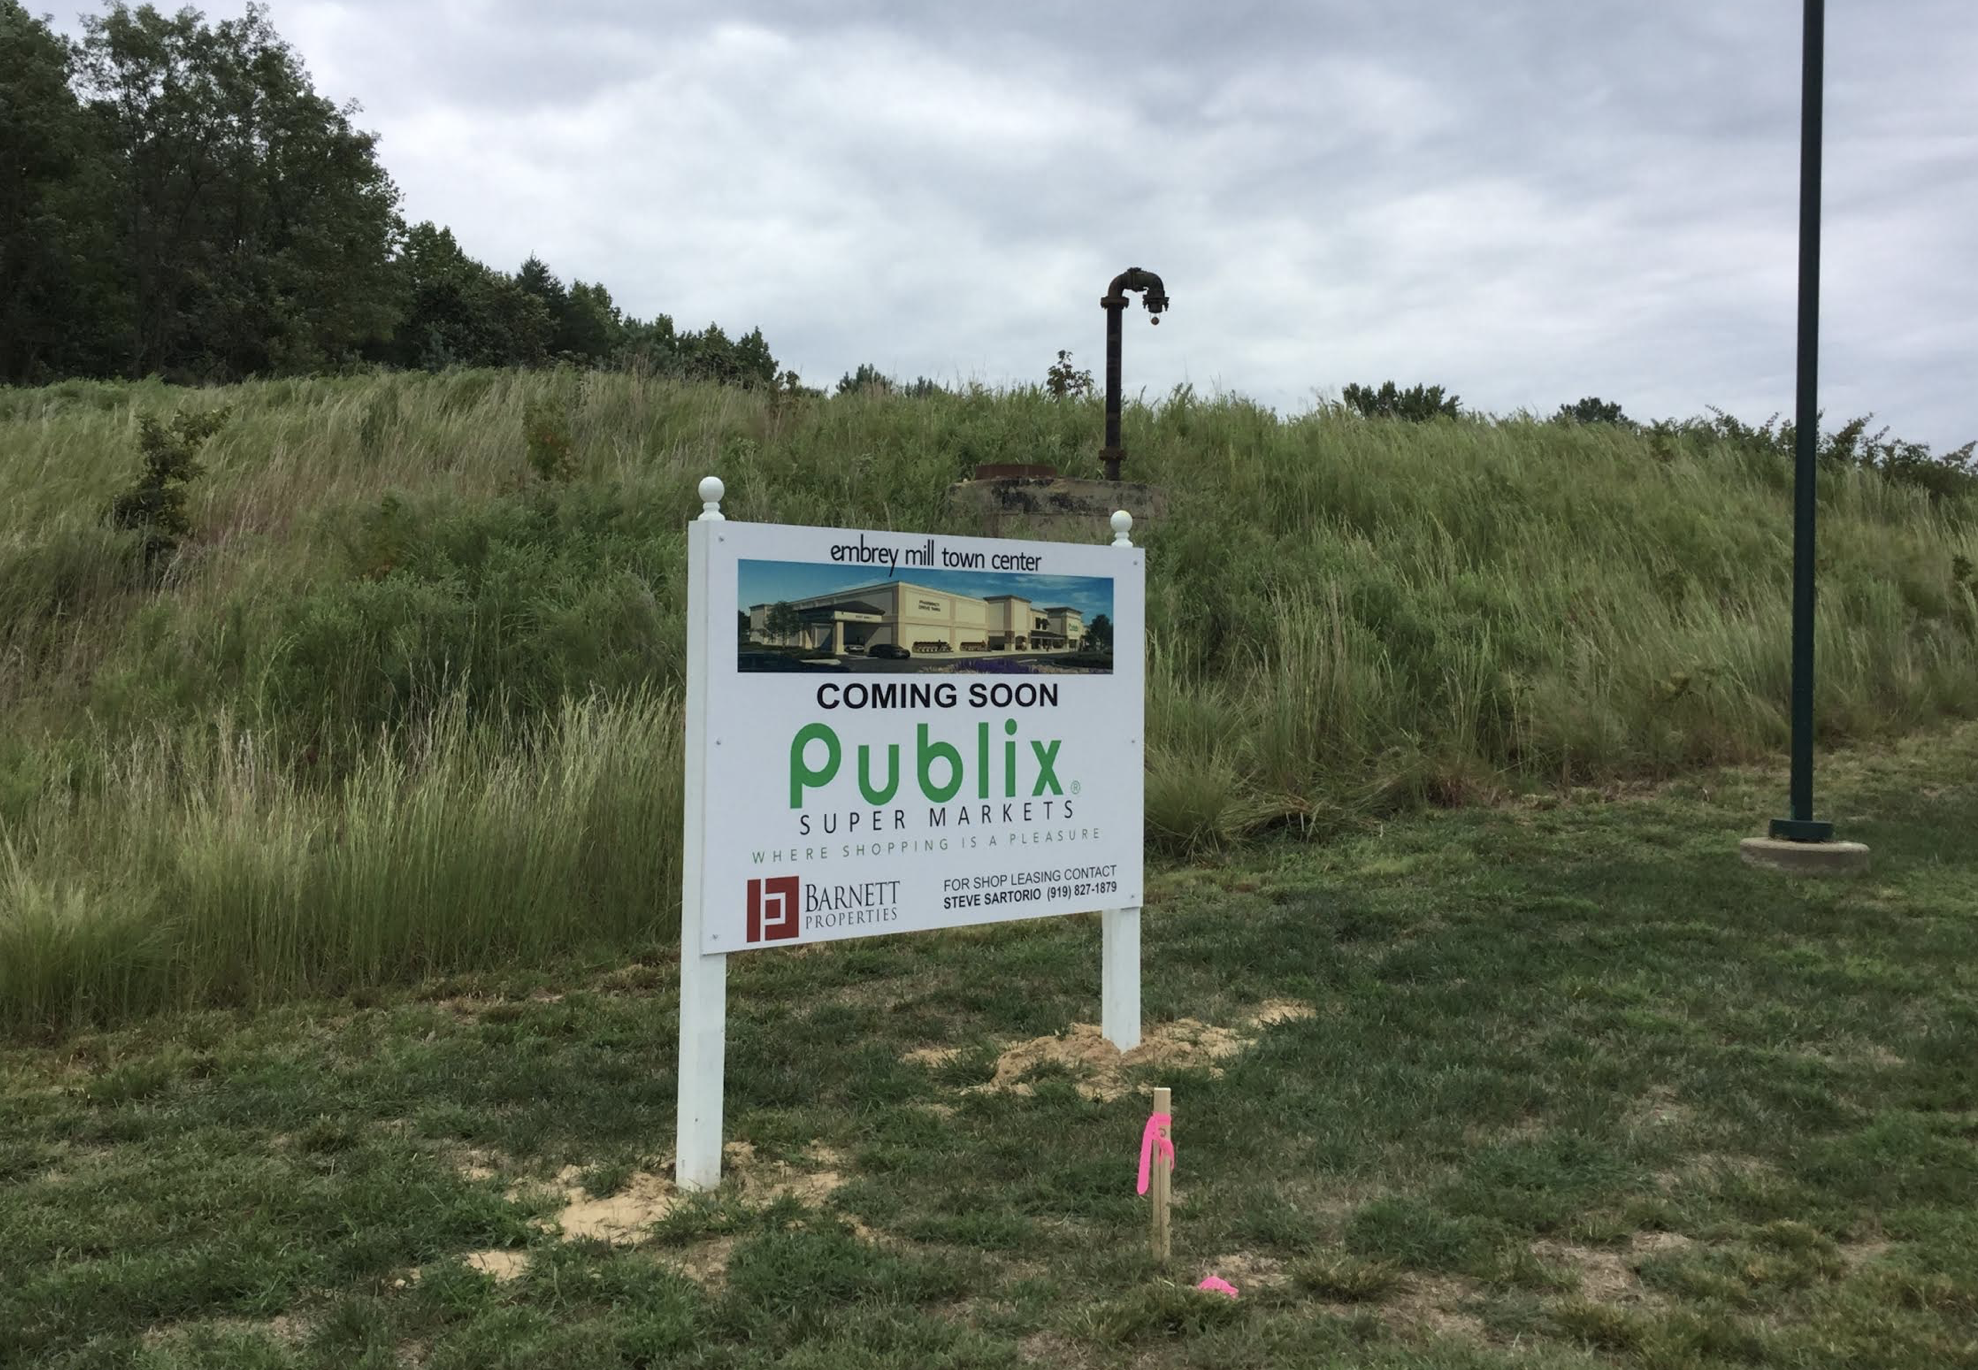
943, 1000, 1317, 1101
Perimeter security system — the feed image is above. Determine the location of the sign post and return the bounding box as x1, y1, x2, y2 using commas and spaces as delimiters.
676, 482, 1147, 1190
676, 478, 729, 1191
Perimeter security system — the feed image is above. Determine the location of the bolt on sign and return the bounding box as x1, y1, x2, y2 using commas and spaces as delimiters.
676, 479, 1146, 1189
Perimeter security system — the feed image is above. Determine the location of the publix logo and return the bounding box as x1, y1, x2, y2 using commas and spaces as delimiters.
788, 721, 1064, 808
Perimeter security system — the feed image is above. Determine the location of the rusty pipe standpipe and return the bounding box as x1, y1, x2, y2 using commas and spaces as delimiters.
1100, 267, 1169, 482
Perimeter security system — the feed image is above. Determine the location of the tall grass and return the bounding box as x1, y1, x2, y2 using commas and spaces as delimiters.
1, 693, 681, 1031
2, 370, 1973, 1028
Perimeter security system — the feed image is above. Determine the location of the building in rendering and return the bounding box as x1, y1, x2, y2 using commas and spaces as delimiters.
748, 581, 1084, 656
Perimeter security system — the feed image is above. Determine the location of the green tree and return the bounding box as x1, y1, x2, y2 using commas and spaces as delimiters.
615, 313, 679, 374
765, 602, 803, 646
1086, 613, 1113, 650
563, 280, 623, 362
0, 2, 126, 380
837, 363, 894, 396
1341, 381, 1460, 422
391, 223, 549, 368
516, 256, 624, 363
72, 2, 402, 378
732, 326, 778, 388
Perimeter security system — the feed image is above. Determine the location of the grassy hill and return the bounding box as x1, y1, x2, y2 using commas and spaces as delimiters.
2, 371, 1974, 1031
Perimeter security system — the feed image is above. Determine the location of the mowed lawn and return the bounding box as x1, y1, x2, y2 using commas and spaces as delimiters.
3, 729, 1975, 1370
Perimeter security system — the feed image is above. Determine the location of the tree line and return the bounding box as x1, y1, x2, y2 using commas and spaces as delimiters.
0, 1, 781, 386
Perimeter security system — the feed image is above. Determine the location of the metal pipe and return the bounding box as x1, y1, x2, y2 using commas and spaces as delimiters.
1100, 268, 1168, 481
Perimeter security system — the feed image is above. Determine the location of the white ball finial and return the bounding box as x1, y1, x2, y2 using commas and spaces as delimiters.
697, 476, 726, 521
1110, 509, 1133, 546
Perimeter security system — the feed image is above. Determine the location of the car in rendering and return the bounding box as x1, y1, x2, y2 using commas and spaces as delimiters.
738, 651, 848, 673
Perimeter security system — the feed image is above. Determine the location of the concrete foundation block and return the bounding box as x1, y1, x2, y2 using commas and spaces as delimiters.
946, 476, 1168, 543
1738, 837, 1872, 877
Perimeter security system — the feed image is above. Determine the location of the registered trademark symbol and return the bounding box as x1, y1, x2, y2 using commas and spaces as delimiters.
1071, 781, 1082, 795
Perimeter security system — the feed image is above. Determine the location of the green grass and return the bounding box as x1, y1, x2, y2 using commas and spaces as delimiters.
1, 370, 1975, 1028
1, 729, 1974, 1367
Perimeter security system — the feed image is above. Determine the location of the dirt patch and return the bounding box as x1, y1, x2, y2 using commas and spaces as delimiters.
1655, 1152, 1776, 1194
1352, 1271, 1489, 1343
592, 963, 666, 995
431, 988, 565, 1020
1632, 1231, 1695, 1256
530, 1143, 846, 1243
1465, 1115, 1549, 1146
949, 1000, 1319, 1101
453, 1140, 850, 1285
1839, 1238, 1893, 1269
1790, 1041, 1908, 1071
1534, 1234, 1683, 1308
1631, 1084, 1695, 1130
1199, 1249, 1285, 1293
1019, 1331, 1094, 1366
902, 1046, 959, 1068
142, 1313, 307, 1348
550, 1166, 682, 1243
465, 1249, 528, 1283
674, 1235, 739, 1286
455, 1147, 502, 1182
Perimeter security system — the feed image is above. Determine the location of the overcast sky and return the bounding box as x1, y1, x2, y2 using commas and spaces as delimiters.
59, 1, 1978, 447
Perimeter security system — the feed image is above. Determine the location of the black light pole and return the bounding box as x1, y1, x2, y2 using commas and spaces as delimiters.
1771, 0, 1832, 845
1772, 0, 1827, 846
1744, 0, 1866, 873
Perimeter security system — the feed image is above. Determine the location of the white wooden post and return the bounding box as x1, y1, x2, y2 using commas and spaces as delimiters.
677, 477, 726, 1190
1101, 509, 1141, 1050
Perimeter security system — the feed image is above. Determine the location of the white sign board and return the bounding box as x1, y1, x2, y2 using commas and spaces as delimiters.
688, 519, 1145, 954
674, 481, 1145, 1191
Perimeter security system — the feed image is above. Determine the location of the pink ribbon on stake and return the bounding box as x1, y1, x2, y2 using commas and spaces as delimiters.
1136, 1111, 1174, 1195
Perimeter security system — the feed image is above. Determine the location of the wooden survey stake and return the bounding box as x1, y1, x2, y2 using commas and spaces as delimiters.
1151, 1086, 1172, 1264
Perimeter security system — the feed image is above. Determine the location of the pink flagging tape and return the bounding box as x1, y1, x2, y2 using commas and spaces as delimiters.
1197, 1276, 1239, 1298
1136, 1111, 1174, 1195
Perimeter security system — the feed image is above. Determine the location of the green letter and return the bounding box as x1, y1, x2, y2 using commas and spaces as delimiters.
790, 723, 840, 807
1029, 738, 1063, 796
917, 724, 963, 802
857, 743, 901, 804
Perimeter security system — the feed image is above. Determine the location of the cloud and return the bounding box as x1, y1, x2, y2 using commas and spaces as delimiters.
53, 0, 1977, 446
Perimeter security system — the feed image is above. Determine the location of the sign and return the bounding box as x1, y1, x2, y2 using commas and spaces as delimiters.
675, 479, 1146, 1191
690, 518, 1144, 954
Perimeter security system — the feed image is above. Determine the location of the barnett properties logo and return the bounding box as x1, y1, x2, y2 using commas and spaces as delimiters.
746, 876, 802, 943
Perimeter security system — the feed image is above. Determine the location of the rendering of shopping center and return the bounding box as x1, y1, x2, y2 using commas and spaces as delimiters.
747, 580, 1085, 656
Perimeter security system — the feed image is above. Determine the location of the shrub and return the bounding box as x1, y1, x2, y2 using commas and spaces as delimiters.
107, 407, 229, 570
522, 395, 575, 482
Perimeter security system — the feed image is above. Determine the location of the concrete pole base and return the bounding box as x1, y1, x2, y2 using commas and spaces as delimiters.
1738, 837, 1871, 877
